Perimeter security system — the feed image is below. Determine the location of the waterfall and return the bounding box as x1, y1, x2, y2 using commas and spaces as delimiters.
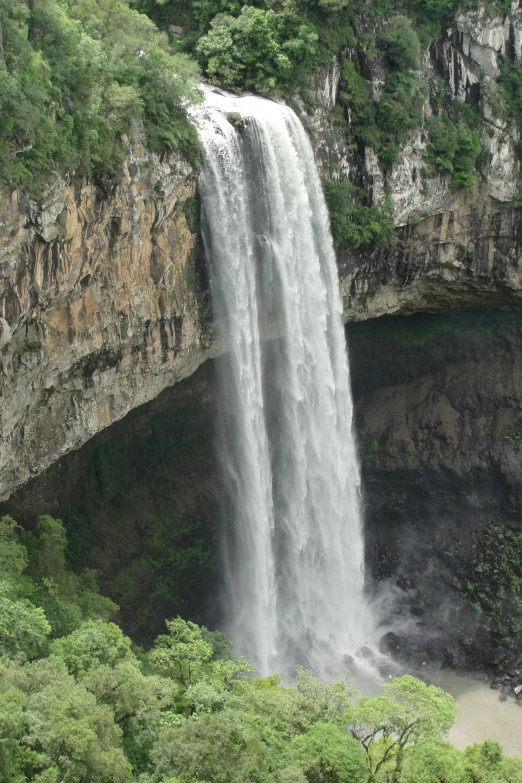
194, 86, 370, 679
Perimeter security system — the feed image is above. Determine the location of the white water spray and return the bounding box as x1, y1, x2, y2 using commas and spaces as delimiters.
194, 86, 370, 679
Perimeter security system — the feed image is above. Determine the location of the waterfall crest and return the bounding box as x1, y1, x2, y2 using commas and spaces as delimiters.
195, 86, 370, 679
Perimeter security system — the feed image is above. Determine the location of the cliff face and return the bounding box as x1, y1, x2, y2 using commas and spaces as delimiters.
308, 8, 522, 322
311, 6, 521, 218
339, 201, 522, 321
348, 312, 522, 678
2, 9, 522, 503
0, 140, 214, 499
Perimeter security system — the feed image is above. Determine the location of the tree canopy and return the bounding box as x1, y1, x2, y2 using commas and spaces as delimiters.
0, 0, 201, 191
0, 513, 520, 782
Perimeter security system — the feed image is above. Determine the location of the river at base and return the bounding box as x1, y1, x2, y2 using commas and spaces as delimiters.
351, 662, 522, 755
426, 670, 522, 756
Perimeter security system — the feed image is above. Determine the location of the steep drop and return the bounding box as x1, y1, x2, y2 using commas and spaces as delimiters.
195, 87, 368, 678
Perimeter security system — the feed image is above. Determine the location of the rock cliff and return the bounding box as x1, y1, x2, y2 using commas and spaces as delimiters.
2, 11, 522, 529
348, 311, 522, 679
0, 138, 215, 499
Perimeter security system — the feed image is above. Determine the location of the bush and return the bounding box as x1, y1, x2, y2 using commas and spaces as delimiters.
291, 722, 367, 783
338, 54, 423, 171
379, 15, 421, 72
425, 112, 481, 189
324, 179, 394, 250
0, 0, 201, 192
376, 71, 424, 169
499, 58, 522, 131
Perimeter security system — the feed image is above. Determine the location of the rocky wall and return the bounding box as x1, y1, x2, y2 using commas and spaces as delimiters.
349, 311, 522, 680
3, 6, 522, 503
0, 138, 217, 500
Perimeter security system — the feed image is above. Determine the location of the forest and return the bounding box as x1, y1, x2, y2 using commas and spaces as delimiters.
1, 513, 521, 783
2, 0, 522, 779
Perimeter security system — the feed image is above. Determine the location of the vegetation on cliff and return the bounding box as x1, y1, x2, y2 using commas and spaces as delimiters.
1, 0, 518, 250
0, 0, 200, 192
1, 512, 521, 782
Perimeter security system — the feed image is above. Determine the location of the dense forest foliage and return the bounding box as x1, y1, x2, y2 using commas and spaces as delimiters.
0, 512, 521, 782
0, 0, 201, 192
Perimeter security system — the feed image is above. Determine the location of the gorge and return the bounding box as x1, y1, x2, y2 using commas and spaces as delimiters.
2, 0, 522, 774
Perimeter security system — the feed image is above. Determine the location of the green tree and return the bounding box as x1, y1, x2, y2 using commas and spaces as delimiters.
295, 668, 354, 727
0, 515, 28, 578
32, 515, 68, 582
85, 661, 177, 771
24, 665, 132, 782
51, 619, 137, 676
201, 627, 234, 660
0, 656, 132, 783
347, 675, 456, 782
149, 617, 213, 685
148, 712, 274, 783
196, 5, 318, 93
399, 740, 466, 783
291, 722, 367, 783
0, 582, 51, 662
462, 741, 522, 783
0, 682, 27, 782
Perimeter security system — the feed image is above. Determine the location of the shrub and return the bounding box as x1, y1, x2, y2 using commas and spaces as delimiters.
425, 112, 481, 189
499, 58, 522, 130
324, 179, 393, 250
379, 15, 421, 72
376, 71, 424, 169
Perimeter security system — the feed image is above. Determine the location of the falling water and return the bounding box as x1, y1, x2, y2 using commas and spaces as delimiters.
194, 86, 370, 679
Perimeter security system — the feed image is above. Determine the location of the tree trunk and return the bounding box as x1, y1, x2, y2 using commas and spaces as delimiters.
0, 17, 4, 61
28, 0, 37, 40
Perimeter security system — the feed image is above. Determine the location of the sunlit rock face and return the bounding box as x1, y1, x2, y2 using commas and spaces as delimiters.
0, 139, 215, 500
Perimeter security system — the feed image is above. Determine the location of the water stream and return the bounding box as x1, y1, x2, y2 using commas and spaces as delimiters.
194, 87, 369, 678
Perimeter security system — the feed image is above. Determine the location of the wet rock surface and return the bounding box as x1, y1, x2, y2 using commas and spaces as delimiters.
348, 311, 522, 682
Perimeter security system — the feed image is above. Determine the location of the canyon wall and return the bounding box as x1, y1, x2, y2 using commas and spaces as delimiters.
2, 9, 522, 505
349, 312, 522, 679
0, 140, 216, 499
